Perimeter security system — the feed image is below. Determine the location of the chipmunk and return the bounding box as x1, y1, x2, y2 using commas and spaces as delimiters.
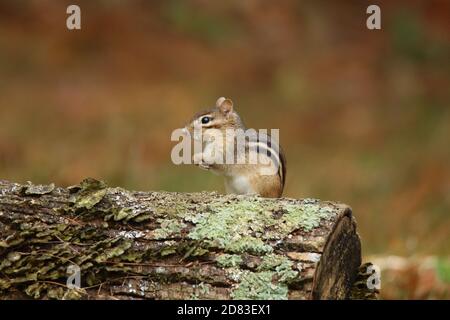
183, 97, 286, 198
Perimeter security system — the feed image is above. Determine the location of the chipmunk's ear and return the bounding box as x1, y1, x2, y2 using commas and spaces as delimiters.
216, 97, 233, 115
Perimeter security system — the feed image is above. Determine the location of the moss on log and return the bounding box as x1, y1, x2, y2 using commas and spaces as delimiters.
0, 178, 375, 300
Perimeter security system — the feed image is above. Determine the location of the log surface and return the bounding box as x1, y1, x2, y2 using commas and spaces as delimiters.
0, 178, 369, 300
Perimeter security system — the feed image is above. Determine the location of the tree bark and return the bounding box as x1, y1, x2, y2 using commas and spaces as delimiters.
0, 178, 375, 300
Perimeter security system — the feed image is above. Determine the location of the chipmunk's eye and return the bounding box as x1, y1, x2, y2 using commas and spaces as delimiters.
201, 116, 211, 124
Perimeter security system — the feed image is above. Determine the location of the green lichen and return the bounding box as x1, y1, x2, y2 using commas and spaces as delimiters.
217, 253, 299, 299
257, 254, 298, 283
230, 270, 289, 300
153, 218, 187, 240
92, 239, 132, 263
104, 207, 140, 222
226, 237, 272, 254
187, 200, 271, 254
160, 246, 177, 257
0, 279, 10, 290
22, 182, 55, 195
62, 288, 87, 300
190, 282, 211, 299
197, 282, 210, 295
67, 179, 154, 223
187, 199, 335, 254
229, 254, 298, 299
268, 203, 334, 235
216, 254, 243, 268
0, 220, 135, 298
25, 282, 48, 299
71, 178, 108, 210
24, 283, 86, 300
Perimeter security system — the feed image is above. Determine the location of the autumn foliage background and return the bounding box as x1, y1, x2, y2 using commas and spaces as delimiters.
0, 0, 449, 299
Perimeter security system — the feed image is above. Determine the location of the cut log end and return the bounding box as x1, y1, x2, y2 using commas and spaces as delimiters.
312, 207, 362, 299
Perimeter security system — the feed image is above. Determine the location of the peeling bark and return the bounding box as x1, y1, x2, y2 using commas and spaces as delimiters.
0, 179, 376, 300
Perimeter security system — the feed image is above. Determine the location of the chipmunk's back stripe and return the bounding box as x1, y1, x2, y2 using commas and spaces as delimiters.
278, 145, 286, 188
247, 141, 283, 181
263, 135, 285, 187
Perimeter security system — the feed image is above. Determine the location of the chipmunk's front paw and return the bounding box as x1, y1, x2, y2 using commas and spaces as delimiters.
198, 162, 211, 170
193, 153, 211, 170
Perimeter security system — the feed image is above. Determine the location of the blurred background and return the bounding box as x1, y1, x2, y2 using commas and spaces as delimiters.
0, 0, 449, 299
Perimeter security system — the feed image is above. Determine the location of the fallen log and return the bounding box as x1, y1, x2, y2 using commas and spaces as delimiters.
0, 178, 374, 299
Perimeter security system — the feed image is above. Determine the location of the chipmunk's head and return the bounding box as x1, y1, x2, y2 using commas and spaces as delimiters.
183, 97, 244, 140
